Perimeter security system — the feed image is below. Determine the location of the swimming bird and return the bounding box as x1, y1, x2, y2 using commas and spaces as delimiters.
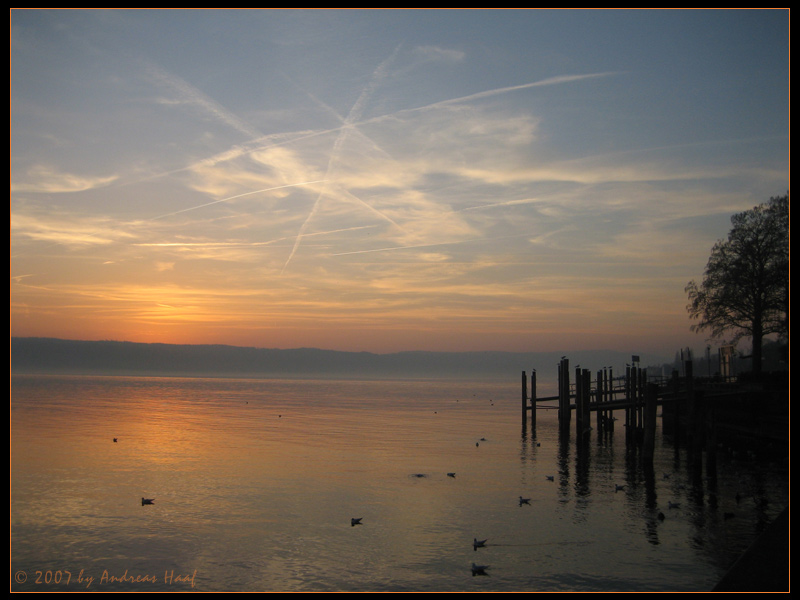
113, 438, 118, 443
668, 501, 680, 509
447, 472, 456, 478
545, 475, 554, 481
471, 562, 490, 575
473, 537, 487, 551
141, 498, 155, 505
519, 496, 531, 506
351, 518, 362, 526
615, 484, 625, 492
657, 512, 666, 521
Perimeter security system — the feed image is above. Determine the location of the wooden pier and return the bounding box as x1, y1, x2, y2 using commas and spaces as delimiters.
520, 356, 786, 466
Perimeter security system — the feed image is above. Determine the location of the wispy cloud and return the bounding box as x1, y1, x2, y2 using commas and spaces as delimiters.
10, 11, 788, 353
10, 212, 136, 248
11, 165, 118, 194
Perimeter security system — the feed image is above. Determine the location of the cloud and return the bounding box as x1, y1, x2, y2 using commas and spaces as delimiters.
10, 165, 118, 194
10, 211, 135, 248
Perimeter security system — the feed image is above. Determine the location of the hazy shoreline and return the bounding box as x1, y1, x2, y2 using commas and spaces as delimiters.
10, 337, 669, 381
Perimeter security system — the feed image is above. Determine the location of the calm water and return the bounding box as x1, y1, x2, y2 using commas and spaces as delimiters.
10, 374, 788, 592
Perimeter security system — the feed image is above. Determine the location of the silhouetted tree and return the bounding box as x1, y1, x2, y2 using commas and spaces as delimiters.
685, 194, 789, 376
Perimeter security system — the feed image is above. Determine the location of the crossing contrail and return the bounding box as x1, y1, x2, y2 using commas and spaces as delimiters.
281, 45, 402, 274
149, 180, 328, 220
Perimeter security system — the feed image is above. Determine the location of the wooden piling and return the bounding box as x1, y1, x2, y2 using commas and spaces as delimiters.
517, 353, 743, 471
558, 358, 571, 433
580, 368, 591, 435
638, 368, 647, 432
575, 366, 584, 436
521, 370, 527, 430
530, 370, 537, 428
625, 365, 633, 438
607, 368, 614, 432
642, 383, 658, 461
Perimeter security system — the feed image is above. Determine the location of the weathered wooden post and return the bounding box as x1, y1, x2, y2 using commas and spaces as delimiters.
607, 367, 614, 432
521, 370, 528, 431
558, 358, 571, 433
575, 366, 584, 436
596, 369, 604, 432
634, 366, 645, 436
661, 369, 679, 435
685, 360, 704, 470
582, 368, 591, 434
639, 368, 647, 432
530, 369, 537, 428
557, 361, 562, 423
625, 365, 633, 439
642, 383, 658, 462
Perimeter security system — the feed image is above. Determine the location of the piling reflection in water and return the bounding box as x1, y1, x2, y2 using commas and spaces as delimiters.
11, 374, 788, 592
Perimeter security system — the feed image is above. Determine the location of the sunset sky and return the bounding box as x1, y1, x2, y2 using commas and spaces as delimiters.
10, 9, 790, 358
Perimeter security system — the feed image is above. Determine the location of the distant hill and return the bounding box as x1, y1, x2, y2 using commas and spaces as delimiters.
10, 337, 670, 381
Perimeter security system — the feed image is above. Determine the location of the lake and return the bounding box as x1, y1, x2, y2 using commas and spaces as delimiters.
9, 374, 789, 592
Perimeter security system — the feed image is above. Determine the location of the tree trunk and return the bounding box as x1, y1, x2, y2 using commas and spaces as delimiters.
751, 317, 764, 376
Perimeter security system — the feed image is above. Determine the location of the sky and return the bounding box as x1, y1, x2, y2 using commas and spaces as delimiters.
10, 9, 790, 358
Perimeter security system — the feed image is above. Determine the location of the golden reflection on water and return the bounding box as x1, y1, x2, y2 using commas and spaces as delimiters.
10, 375, 789, 592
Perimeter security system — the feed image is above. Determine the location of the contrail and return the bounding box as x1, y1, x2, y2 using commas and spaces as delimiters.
144, 60, 264, 140
366, 72, 620, 122
149, 180, 328, 220
329, 232, 531, 257
129, 72, 614, 193
281, 45, 402, 273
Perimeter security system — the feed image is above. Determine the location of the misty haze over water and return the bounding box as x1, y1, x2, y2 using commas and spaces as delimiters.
10, 337, 674, 381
